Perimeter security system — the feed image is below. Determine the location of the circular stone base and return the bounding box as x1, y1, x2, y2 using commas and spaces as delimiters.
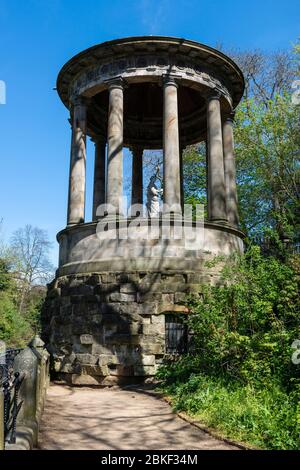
42, 220, 244, 381
42, 268, 219, 382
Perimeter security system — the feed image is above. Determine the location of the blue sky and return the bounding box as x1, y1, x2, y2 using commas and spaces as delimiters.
0, 0, 299, 266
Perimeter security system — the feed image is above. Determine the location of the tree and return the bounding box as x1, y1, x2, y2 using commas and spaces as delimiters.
0, 255, 32, 347
230, 49, 296, 105
10, 225, 54, 313
234, 93, 300, 248
181, 43, 300, 253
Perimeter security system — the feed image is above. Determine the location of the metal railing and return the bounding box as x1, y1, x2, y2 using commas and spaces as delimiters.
0, 349, 24, 445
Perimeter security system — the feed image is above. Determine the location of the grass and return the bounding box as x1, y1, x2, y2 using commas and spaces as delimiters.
159, 373, 300, 450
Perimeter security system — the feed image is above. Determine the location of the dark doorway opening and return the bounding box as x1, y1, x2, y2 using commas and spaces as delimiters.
165, 314, 188, 354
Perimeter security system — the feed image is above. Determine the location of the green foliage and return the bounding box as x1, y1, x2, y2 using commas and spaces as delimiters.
181, 41, 300, 252
0, 258, 11, 291
158, 249, 300, 449
0, 290, 32, 347
158, 369, 299, 450
0, 256, 45, 347
234, 94, 300, 245
183, 143, 206, 205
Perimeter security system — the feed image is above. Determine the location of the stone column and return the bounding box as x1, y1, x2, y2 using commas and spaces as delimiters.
179, 146, 184, 211
206, 93, 227, 223
67, 96, 87, 225
205, 138, 211, 217
163, 76, 181, 215
131, 146, 143, 206
106, 78, 124, 215
223, 112, 239, 227
92, 136, 106, 220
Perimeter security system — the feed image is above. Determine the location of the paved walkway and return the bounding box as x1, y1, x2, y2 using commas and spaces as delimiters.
38, 384, 237, 450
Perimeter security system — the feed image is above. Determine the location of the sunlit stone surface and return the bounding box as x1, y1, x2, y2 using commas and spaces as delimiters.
42, 36, 245, 384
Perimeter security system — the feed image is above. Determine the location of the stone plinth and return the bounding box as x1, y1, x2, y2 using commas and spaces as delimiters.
43, 270, 212, 385
42, 219, 244, 384
43, 36, 245, 383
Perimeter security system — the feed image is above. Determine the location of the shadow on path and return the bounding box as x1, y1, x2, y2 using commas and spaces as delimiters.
37, 384, 238, 450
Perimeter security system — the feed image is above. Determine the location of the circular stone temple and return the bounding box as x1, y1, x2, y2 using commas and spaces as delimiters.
42, 36, 245, 385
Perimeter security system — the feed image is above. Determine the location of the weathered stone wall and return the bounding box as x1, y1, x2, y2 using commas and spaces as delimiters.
42, 270, 217, 385
3, 337, 50, 450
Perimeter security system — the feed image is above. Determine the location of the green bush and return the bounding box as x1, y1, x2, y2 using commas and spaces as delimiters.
0, 257, 43, 347
0, 291, 32, 347
158, 247, 300, 449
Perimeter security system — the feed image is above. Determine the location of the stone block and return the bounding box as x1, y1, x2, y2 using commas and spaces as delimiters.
72, 303, 89, 315
161, 273, 186, 283
109, 292, 136, 302
72, 343, 92, 354
129, 322, 143, 335
101, 303, 121, 314
161, 293, 174, 304
104, 325, 118, 337
186, 284, 202, 294
86, 274, 101, 286
142, 323, 164, 335
80, 334, 93, 345
81, 365, 109, 376
102, 312, 121, 324
55, 314, 70, 325
60, 296, 71, 306
75, 354, 97, 365
116, 273, 130, 283
142, 315, 151, 324
140, 354, 155, 366
118, 303, 142, 319
120, 283, 137, 293
140, 302, 158, 315
85, 294, 101, 303
98, 355, 119, 366
48, 287, 61, 299
101, 273, 117, 283
105, 334, 142, 346
140, 342, 165, 355
60, 363, 76, 374
69, 284, 94, 296
94, 284, 120, 294
92, 344, 114, 355
174, 292, 187, 303
137, 292, 162, 303
109, 365, 134, 376
157, 303, 189, 314
91, 313, 103, 324
70, 295, 85, 304
134, 365, 156, 376
151, 314, 165, 324
71, 374, 103, 385
60, 305, 72, 316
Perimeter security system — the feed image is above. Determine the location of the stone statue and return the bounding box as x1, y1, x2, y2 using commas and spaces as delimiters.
146, 166, 163, 217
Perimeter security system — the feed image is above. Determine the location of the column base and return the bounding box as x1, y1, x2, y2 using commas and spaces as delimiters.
209, 218, 228, 225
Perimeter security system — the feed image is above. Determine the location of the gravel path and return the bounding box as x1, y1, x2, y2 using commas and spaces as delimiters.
37, 384, 238, 450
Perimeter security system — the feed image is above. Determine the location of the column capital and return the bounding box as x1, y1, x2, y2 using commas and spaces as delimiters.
91, 134, 106, 144
105, 76, 125, 90
162, 74, 179, 88
223, 111, 235, 123
70, 94, 90, 108
206, 90, 222, 102
130, 145, 144, 155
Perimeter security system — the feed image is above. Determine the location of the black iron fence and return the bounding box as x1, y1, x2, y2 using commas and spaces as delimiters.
0, 349, 24, 445
0, 337, 50, 450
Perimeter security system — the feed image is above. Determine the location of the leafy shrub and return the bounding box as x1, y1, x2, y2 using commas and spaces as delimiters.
158, 247, 300, 449
0, 257, 44, 347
